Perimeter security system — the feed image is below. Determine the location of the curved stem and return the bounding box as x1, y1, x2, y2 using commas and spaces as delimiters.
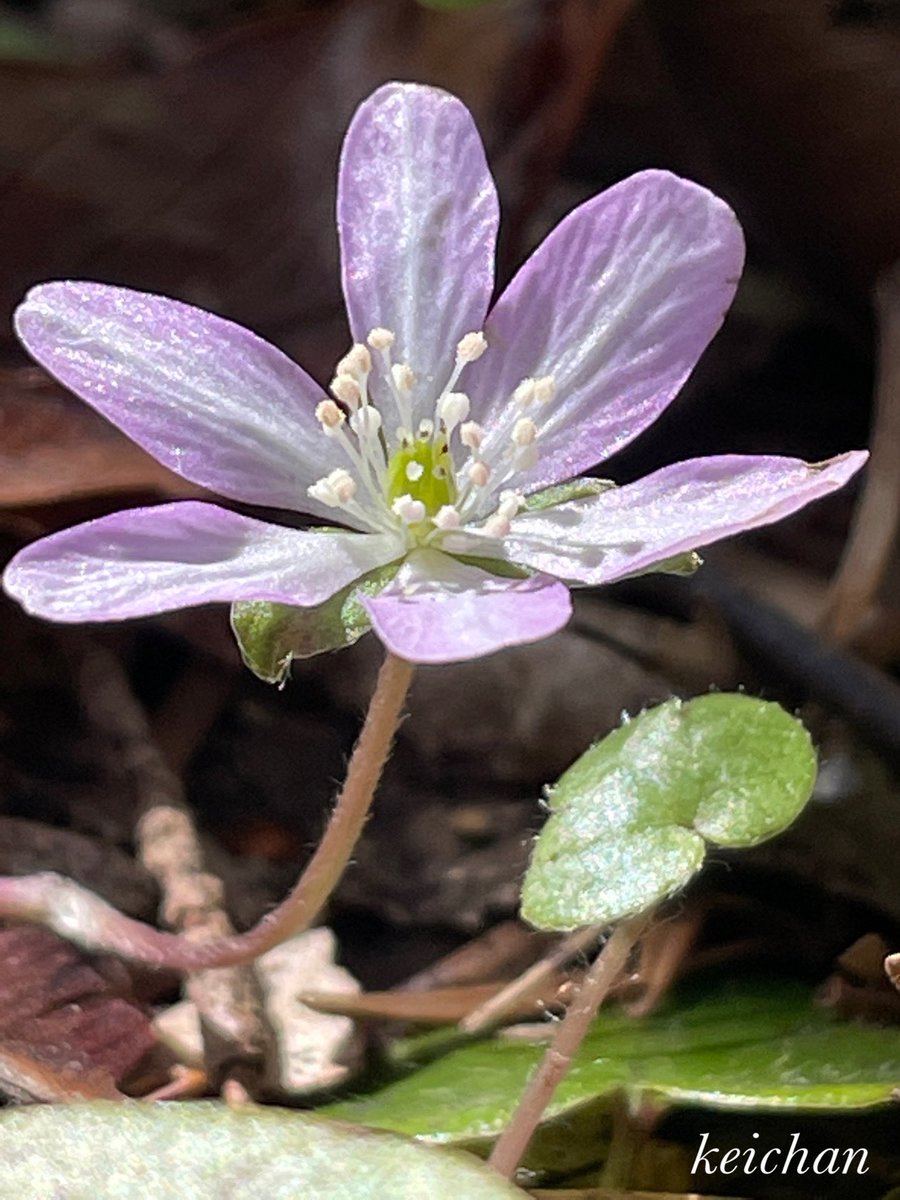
488, 910, 651, 1181
0, 651, 414, 971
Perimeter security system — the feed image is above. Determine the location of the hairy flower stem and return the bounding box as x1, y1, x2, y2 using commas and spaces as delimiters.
487, 910, 652, 1181
0, 651, 414, 970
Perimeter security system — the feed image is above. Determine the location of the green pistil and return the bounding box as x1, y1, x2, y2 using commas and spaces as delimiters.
386, 434, 457, 517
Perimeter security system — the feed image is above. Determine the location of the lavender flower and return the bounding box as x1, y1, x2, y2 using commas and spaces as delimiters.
3, 83, 866, 664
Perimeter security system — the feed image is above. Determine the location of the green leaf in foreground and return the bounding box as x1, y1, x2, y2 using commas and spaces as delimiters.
0, 1102, 526, 1199
522, 693, 817, 930
326, 979, 900, 1174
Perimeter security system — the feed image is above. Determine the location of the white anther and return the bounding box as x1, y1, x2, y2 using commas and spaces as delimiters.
405, 461, 425, 482
391, 363, 415, 394
438, 391, 470, 428
468, 461, 491, 488
434, 505, 462, 531
330, 470, 357, 503
338, 344, 372, 377
392, 494, 427, 525
316, 399, 346, 431
513, 378, 536, 408
456, 331, 487, 363
534, 375, 556, 405
512, 417, 537, 447
460, 420, 484, 450
329, 375, 361, 407
367, 327, 395, 352
484, 515, 511, 538
418, 419, 435, 439
308, 468, 356, 507
497, 491, 524, 520
395, 425, 412, 445
350, 406, 383, 439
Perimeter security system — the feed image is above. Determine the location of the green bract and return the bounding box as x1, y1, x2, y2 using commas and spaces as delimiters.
521, 693, 817, 930
523, 477, 615, 512
231, 561, 401, 684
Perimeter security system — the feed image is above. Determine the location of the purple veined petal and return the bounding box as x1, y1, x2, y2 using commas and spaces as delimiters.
338, 83, 499, 418
360, 547, 572, 664
495, 451, 868, 585
14, 283, 358, 525
467, 170, 745, 493
3, 501, 405, 622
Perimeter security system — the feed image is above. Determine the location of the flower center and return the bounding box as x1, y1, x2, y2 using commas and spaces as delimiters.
306, 326, 556, 542
386, 431, 456, 516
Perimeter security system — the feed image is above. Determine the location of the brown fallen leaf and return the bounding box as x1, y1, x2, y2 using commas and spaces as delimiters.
0, 924, 156, 1101
0, 364, 197, 506
0, 1043, 124, 1103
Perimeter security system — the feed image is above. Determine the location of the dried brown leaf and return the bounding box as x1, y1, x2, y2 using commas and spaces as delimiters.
0, 925, 156, 1100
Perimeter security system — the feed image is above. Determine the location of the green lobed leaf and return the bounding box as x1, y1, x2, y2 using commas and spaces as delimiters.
522, 693, 817, 930
230, 561, 401, 683
325, 979, 900, 1174
0, 1102, 527, 1198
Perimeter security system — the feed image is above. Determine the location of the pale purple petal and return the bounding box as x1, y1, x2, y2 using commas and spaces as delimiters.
14, 283, 355, 524
3, 501, 404, 622
361, 549, 571, 664
467, 171, 745, 493
338, 83, 499, 417
494, 452, 867, 584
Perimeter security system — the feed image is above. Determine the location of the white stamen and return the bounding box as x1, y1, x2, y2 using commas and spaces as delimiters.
337, 344, 372, 377
418, 419, 435, 439
441, 532, 478, 554
350, 406, 383, 439
468, 461, 491, 488
405, 461, 425, 482
513, 378, 536, 408
433, 505, 462, 530
456, 331, 487, 363
460, 420, 484, 450
316, 399, 346, 431
484, 515, 511, 538
329, 375, 361, 408
392, 494, 427, 525
391, 363, 415, 394
512, 417, 537, 447
367, 327, 395, 352
534, 375, 556, 405
438, 391, 470, 429
308, 468, 357, 507
497, 491, 524, 520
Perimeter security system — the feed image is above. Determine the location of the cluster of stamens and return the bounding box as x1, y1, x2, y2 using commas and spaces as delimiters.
307, 326, 555, 544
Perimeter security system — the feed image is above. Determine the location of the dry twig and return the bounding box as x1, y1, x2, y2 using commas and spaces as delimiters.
78, 645, 272, 1091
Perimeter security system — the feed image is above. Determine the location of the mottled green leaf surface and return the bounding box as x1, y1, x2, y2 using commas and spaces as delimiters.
0, 1102, 526, 1198
326, 981, 900, 1157
524, 477, 615, 512
231, 561, 401, 683
522, 694, 817, 929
